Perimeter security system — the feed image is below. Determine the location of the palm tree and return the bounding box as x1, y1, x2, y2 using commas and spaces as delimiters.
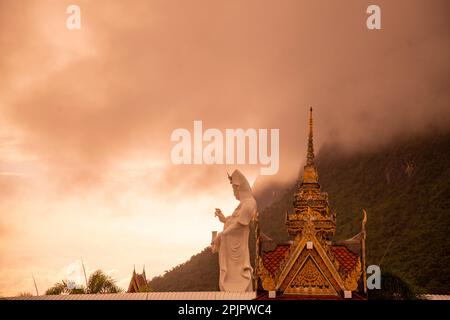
45, 269, 122, 295
86, 270, 122, 294
17, 292, 33, 297
45, 281, 80, 295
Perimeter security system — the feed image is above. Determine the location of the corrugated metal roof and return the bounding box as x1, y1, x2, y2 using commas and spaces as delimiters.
2, 291, 257, 300
420, 294, 450, 300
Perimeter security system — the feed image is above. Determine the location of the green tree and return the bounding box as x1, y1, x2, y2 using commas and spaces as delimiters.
45, 281, 80, 295
17, 292, 33, 297
368, 271, 416, 300
86, 270, 122, 294
45, 269, 122, 295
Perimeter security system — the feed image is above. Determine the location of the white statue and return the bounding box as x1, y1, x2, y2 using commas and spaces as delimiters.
211, 170, 257, 292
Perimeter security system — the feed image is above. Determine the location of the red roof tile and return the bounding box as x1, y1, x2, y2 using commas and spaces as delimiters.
262, 244, 290, 276
331, 245, 360, 275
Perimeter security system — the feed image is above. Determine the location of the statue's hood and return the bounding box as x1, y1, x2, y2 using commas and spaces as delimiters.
230, 169, 254, 201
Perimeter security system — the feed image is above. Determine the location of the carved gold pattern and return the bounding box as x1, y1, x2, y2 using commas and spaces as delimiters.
343, 259, 362, 291
286, 257, 336, 295
279, 247, 341, 295
257, 257, 276, 291
303, 166, 318, 183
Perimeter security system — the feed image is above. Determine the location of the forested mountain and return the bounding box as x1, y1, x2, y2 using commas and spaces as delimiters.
149, 131, 450, 294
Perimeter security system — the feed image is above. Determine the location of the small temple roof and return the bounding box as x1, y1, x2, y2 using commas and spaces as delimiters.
135, 274, 147, 287
127, 267, 149, 293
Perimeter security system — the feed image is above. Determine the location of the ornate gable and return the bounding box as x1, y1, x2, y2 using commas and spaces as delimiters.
285, 257, 336, 295
277, 239, 343, 296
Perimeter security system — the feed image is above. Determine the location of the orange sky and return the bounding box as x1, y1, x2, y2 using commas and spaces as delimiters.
0, 0, 449, 296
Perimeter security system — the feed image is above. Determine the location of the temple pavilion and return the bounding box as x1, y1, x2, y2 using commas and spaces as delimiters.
256, 108, 367, 300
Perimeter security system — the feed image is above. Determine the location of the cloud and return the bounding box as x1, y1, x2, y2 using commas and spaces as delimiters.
2, 1, 449, 186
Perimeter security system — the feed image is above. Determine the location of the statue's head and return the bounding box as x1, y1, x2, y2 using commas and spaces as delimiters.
228, 170, 252, 201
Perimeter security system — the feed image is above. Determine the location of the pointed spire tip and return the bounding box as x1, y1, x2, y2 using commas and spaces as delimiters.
306, 107, 315, 165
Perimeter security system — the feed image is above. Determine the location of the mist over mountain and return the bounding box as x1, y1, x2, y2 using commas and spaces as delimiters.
149, 130, 450, 294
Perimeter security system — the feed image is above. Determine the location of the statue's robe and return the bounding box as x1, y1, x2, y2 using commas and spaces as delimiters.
212, 170, 257, 292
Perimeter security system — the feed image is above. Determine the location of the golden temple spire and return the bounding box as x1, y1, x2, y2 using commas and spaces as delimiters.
307, 107, 315, 166
300, 107, 319, 184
